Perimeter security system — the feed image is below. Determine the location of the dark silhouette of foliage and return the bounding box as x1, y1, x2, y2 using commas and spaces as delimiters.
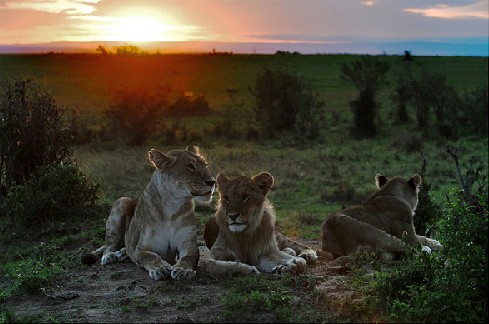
0, 79, 75, 194
167, 93, 211, 118
391, 68, 461, 139
105, 85, 170, 145
341, 56, 390, 137
252, 68, 325, 140
459, 86, 488, 136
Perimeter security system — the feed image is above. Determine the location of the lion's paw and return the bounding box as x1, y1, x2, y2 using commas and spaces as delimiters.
282, 247, 296, 256
298, 249, 318, 264
429, 239, 443, 251
171, 267, 196, 281
272, 257, 306, 275
115, 248, 128, 262
101, 252, 118, 265
248, 264, 260, 275
148, 265, 172, 281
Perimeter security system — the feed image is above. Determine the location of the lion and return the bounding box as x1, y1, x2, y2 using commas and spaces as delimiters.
82, 146, 216, 281
321, 174, 443, 261
204, 172, 316, 277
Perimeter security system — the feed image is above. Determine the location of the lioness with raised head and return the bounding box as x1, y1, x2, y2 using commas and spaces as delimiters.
82, 146, 216, 280
204, 172, 314, 277
321, 174, 442, 261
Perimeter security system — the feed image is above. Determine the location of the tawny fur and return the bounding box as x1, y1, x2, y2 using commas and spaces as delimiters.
204, 172, 314, 277
82, 146, 216, 281
321, 174, 443, 260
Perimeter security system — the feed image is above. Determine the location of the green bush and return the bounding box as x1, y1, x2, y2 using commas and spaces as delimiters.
375, 185, 488, 323
105, 85, 170, 145
0, 78, 75, 192
459, 86, 488, 136
252, 68, 325, 140
341, 56, 390, 138
1, 163, 100, 234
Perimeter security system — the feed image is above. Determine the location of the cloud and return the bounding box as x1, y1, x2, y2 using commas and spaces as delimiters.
4, 0, 100, 15
361, 0, 376, 7
404, 1, 489, 20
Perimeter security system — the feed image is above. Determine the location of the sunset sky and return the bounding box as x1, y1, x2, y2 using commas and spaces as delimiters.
0, 0, 488, 55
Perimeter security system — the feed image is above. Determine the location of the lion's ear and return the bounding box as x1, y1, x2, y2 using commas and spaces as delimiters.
252, 172, 274, 196
186, 145, 200, 155
148, 149, 176, 169
375, 174, 388, 189
216, 173, 230, 190
409, 174, 422, 190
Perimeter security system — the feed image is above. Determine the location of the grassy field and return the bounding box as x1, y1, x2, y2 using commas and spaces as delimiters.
0, 53, 487, 322
1, 53, 487, 237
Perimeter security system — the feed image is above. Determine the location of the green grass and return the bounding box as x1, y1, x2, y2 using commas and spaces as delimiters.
1, 54, 486, 122
0, 53, 487, 322
73, 133, 487, 240
218, 275, 328, 323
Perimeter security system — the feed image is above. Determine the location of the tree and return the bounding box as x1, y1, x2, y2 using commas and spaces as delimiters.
96, 45, 108, 55
105, 85, 170, 145
341, 56, 390, 137
251, 68, 325, 140
0, 79, 75, 193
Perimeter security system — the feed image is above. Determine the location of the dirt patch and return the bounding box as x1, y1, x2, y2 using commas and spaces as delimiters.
1, 238, 369, 323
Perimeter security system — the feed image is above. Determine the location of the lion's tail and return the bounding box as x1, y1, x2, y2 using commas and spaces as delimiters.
81, 245, 106, 265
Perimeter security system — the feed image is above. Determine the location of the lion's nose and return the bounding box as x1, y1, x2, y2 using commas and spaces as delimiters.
228, 213, 239, 221
205, 180, 216, 187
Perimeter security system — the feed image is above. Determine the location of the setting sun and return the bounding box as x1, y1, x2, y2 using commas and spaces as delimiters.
103, 15, 176, 42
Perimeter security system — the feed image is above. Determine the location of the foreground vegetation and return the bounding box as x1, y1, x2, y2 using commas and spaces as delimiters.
0, 53, 487, 322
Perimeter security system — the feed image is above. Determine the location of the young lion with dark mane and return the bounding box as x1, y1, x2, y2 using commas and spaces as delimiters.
204, 172, 317, 277
321, 173, 443, 261
82, 146, 216, 281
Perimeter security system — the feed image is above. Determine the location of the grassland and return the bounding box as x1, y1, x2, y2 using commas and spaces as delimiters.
0, 53, 487, 322
1, 53, 487, 236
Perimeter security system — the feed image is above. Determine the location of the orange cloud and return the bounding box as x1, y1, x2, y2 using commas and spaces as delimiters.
404, 1, 489, 20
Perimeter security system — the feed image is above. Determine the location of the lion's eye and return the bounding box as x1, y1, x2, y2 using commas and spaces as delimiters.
186, 163, 196, 171
242, 194, 249, 201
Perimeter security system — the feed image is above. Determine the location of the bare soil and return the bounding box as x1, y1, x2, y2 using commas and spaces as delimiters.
1, 237, 369, 323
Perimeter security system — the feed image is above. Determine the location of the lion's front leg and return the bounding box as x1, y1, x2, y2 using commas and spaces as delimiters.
416, 235, 443, 252
171, 225, 199, 281
259, 251, 306, 275
205, 235, 259, 278
205, 259, 259, 278
133, 249, 173, 281
275, 232, 318, 264
101, 197, 136, 265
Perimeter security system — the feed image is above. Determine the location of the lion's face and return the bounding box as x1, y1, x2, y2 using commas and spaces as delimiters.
375, 173, 422, 211
216, 172, 274, 233
148, 146, 216, 202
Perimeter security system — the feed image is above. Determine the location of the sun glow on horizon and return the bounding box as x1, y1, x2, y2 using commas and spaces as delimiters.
100, 15, 179, 42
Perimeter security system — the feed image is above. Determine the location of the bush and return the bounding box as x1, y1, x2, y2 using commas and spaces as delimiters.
341, 56, 390, 138
0, 79, 76, 192
375, 184, 488, 323
252, 68, 325, 140
167, 93, 211, 117
105, 85, 170, 145
1, 163, 100, 234
391, 68, 462, 139
459, 86, 488, 136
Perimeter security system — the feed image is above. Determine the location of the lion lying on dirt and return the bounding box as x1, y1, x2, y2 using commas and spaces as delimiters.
82, 146, 216, 281
204, 172, 317, 277
321, 174, 442, 261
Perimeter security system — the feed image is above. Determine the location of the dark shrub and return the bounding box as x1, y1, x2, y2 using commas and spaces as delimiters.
341, 56, 390, 138
252, 68, 325, 140
1, 163, 100, 234
105, 85, 170, 145
0, 79, 76, 192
